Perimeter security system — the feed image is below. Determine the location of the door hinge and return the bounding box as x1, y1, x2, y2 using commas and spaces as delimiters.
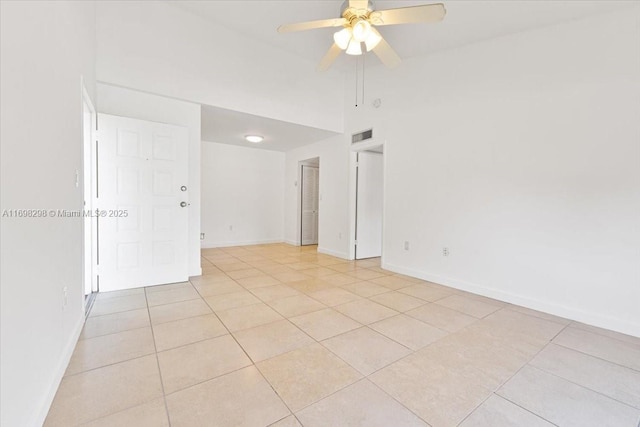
355, 240, 358, 245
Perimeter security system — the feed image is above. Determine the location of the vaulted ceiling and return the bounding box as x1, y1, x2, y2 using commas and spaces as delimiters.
170, 0, 633, 69
164, 0, 635, 150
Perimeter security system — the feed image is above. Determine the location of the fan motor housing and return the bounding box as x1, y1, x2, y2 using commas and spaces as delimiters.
340, 1, 375, 18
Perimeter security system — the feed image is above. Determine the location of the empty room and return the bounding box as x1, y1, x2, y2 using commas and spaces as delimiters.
1, 1, 639, 426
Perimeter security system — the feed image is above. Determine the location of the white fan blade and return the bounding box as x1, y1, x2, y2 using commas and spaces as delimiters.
371, 28, 401, 68
317, 43, 342, 71
349, 0, 369, 11
370, 3, 446, 26
278, 18, 347, 33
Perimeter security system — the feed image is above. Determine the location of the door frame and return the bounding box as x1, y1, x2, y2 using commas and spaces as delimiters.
349, 140, 386, 261
81, 78, 98, 313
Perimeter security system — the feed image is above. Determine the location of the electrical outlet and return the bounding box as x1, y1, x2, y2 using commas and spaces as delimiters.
200, 233, 205, 240
229, 225, 233, 231
404, 241, 410, 251
62, 286, 68, 309
338, 232, 342, 239
443, 247, 449, 257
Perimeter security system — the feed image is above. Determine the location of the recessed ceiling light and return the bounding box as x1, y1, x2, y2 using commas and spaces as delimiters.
245, 135, 264, 143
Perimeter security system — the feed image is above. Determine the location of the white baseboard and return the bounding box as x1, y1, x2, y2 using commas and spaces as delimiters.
318, 246, 350, 260
382, 262, 640, 338
284, 239, 299, 246
32, 311, 85, 426
201, 238, 283, 249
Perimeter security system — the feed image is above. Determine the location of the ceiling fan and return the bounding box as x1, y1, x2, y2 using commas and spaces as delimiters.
277, 1, 446, 71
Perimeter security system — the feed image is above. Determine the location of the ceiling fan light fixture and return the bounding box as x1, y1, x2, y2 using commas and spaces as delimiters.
245, 135, 264, 143
277, 2, 447, 71
333, 28, 352, 50
364, 30, 382, 51
345, 39, 363, 55
351, 19, 372, 43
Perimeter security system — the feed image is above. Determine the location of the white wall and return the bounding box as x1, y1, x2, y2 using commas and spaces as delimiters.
285, 135, 352, 258
201, 142, 285, 247
346, 8, 640, 336
97, 83, 202, 276
0, 2, 97, 425
95, 1, 344, 133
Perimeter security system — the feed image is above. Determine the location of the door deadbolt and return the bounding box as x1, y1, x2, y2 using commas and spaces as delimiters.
181, 186, 187, 192
180, 201, 187, 207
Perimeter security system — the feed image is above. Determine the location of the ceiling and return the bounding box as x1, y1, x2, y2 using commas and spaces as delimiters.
170, 0, 634, 69
182, 1, 634, 151
201, 104, 338, 152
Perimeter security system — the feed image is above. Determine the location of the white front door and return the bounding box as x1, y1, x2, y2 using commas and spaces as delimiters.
355, 151, 383, 259
301, 165, 319, 245
97, 114, 189, 292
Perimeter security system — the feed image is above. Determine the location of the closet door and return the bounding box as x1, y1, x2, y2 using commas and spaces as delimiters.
355, 152, 383, 259
301, 165, 319, 245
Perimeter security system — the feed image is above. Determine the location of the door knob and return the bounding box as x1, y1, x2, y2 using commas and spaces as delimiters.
180, 202, 187, 207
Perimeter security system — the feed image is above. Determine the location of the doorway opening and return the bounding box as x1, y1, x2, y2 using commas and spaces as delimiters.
82, 82, 98, 313
354, 145, 384, 260
299, 157, 320, 246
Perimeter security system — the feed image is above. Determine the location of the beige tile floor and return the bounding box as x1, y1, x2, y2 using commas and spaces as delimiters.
46, 244, 640, 427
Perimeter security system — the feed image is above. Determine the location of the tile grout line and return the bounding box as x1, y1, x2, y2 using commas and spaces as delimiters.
77, 245, 636, 426
366, 378, 434, 427
205, 252, 397, 419
476, 392, 561, 427
568, 321, 640, 346
109, 247, 356, 422
61, 352, 156, 379
102, 295, 202, 317
280, 337, 429, 425
143, 286, 173, 427
478, 322, 574, 427
153, 320, 228, 354
433, 311, 574, 426
192, 275, 299, 419
283, 300, 430, 424
301, 290, 484, 424
161, 364, 255, 398
550, 340, 640, 374
67, 292, 170, 424
89, 302, 148, 318
364, 319, 446, 353
525, 363, 640, 412
79, 324, 150, 341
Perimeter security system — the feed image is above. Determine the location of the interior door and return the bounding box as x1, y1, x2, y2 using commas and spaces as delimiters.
301, 165, 319, 245
97, 114, 189, 292
355, 151, 383, 259
82, 96, 95, 297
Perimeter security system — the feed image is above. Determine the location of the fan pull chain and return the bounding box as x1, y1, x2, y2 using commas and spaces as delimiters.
355, 55, 359, 107
362, 52, 365, 106
355, 53, 367, 107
